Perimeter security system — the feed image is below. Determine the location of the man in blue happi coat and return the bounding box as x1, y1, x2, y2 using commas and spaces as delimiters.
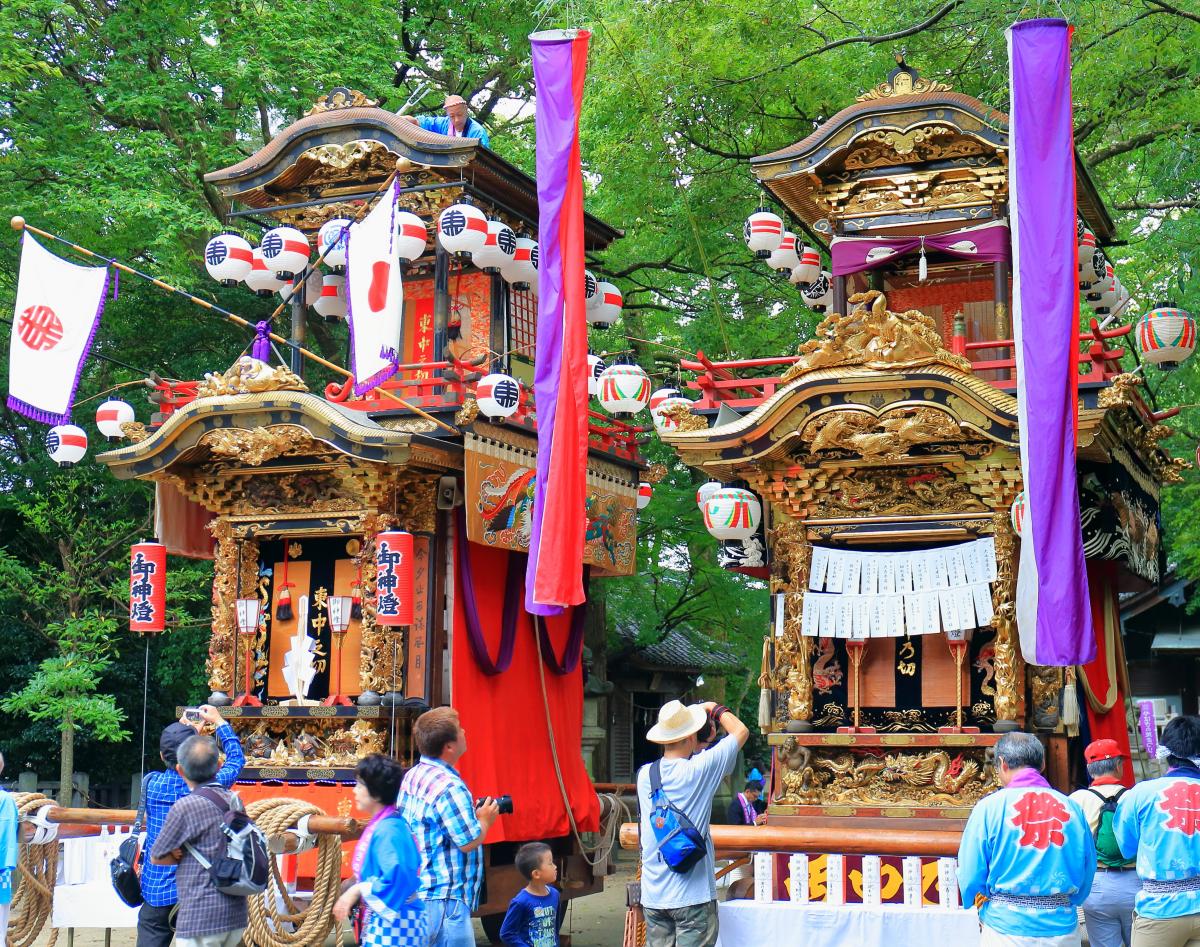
399, 95, 490, 149
1112, 714, 1200, 946
958, 731, 1095, 947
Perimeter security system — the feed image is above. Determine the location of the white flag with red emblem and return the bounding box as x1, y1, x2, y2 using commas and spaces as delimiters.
7, 234, 109, 424
345, 180, 404, 394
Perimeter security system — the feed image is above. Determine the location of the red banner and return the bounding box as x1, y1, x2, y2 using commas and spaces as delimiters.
375, 531, 414, 626
129, 542, 166, 633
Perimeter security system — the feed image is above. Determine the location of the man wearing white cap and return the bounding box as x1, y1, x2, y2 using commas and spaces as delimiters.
637, 699, 749, 947
400, 94, 490, 148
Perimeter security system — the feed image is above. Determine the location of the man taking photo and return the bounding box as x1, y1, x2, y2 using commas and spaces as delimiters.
637, 699, 749, 947
397, 707, 500, 947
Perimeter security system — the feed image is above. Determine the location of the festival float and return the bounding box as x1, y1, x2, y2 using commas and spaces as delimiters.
626, 56, 1191, 925
7, 77, 643, 941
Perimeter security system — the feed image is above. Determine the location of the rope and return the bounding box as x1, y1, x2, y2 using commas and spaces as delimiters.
9, 793, 59, 947
242, 798, 345, 947
532, 624, 630, 868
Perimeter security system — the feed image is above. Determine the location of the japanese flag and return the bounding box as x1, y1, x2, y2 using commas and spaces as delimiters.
346, 180, 404, 394
6, 234, 109, 424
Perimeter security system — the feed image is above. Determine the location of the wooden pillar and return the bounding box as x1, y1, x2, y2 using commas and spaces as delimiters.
832, 275, 848, 316
993, 261, 1010, 339
489, 272, 507, 374
434, 245, 451, 362
990, 511, 1021, 732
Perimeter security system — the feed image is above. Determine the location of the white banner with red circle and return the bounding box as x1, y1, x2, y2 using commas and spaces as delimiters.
6, 233, 109, 424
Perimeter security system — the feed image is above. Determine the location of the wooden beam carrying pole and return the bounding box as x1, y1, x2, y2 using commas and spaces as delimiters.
618, 822, 963, 858
22, 805, 362, 842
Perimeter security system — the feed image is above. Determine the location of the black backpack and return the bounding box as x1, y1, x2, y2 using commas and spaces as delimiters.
1087, 786, 1131, 868
184, 786, 270, 896
110, 772, 151, 907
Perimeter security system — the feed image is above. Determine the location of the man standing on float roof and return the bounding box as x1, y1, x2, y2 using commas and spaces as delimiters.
399, 94, 490, 149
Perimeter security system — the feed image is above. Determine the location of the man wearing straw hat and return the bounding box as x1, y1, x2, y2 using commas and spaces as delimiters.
636, 699, 749, 947
399, 94, 490, 148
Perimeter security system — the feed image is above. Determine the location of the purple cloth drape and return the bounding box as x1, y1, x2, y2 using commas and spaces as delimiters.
830, 220, 1011, 276
534, 568, 589, 675
455, 507, 519, 675
1009, 18, 1094, 666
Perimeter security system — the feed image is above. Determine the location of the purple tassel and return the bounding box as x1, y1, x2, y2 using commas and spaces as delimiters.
251, 321, 271, 362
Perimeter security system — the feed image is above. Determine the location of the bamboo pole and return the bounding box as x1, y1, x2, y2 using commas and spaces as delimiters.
9, 216, 457, 435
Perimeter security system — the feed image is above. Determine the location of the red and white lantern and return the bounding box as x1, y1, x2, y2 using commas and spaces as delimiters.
245, 248, 286, 296
1136, 305, 1197, 371
801, 272, 833, 312
46, 424, 87, 466
1010, 492, 1026, 538
476, 372, 522, 419
260, 226, 311, 279
637, 483, 652, 510
503, 238, 539, 291
472, 219, 517, 274
598, 363, 650, 414
649, 387, 681, 414
702, 488, 762, 541
317, 218, 352, 272
376, 531, 415, 626
96, 399, 135, 440
653, 395, 692, 432
587, 353, 606, 396
395, 212, 429, 262
696, 481, 722, 509
129, 541, 167, 634
591, 282, 622, 328
585, 270, 601, 310
744, 211, 784, 258
312, 274, 347, 322
437, 203, 488, 256
204, 233, 253, 285
791, 246, 821, 285
767, 232, 800, 274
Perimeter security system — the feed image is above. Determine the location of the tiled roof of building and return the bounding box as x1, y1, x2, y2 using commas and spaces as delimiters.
612, 622, 744, 672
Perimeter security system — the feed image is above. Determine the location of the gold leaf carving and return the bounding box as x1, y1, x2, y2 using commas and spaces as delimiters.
196, 357, 308, 398
304, 88, 378, 116
200, 425, 312, 466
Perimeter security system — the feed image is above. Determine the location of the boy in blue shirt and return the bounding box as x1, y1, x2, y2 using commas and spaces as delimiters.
499, 842, 560, 947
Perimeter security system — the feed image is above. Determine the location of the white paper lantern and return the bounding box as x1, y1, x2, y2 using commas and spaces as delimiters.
637, 483, 652, 510
649, 387, 681, 414
801, 271, 833, 312
245, 248, 286, 295
278, 269, 322, 305
95, 400, 134, 440
744, 211, 784, 258
585, 270, 601, 310
767, 232, 800, 274
46, 424, 87, 466
703, 487, 761, 541
597, 363, 651, 414
653, 396, 692, 432
312, 274, 347, 322
504, 238, 539, 291
437, 203, 488, 256
592, 281, 622, 327
1077, 228, 1096, 271
204, 233, 253, 285
587, 353, 606, 397
1085, 263, 1114, 305
695, 481, 722, 509
1081, 249, 1107, 290
395, 211, 429, 262
472, 219, 517, 274
1137, 305, 1196, 371
476, 372, 522, 418
260, 226, 311, 279
792, 246, 821, 285
317, 218, 352, 272
1010, 492, 1026, 538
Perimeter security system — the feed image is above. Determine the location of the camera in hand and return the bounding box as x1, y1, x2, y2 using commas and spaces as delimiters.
183, 707, 203, 724
475, 794, 514, 815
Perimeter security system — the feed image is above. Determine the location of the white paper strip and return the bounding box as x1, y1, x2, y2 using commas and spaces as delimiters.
851, 598, 870, 639
754, 852, 774, 902
931, 549, 950, 589
844, 554, 862, 596
861, 855, 882, 906
962, 541, 982, 584
955, 586, 977, 630
809, 546, 830, 591
870, 598, 889, 638
972, 583, 995, 625
904, 594, 921, 635
820, 597, 839, 637
788, 854, 810, 903
890, 595, 906, 636
912, 554, 930, 592
880, 558, 896, 594
980, 536, 998, 581
825, 551, 845, 594
902, 856, 923, 907
897, 558, 914, 594
801, 594, 818, 637
939, 588, 961, 632
922, 592, 942, 635
826, 854, 845, 906
862, 557, 879, 595
937, 857, 960, 909
775, 594, 786, 638
948, 548, 968, 587
838, 597, 855, 639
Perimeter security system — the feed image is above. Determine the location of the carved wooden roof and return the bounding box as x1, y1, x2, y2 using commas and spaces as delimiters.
752, 77, 1114, 243
205, 95, 621, 249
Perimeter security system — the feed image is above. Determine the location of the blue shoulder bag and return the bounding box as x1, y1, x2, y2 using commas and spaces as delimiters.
645, 759, 708, 873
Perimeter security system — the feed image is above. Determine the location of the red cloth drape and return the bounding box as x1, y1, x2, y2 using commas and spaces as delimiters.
452, 541, 600, 842
1081, 561, 1134, 787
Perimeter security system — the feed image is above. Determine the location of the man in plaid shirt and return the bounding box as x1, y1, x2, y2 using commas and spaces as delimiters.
138, 707, 244, 947
398, 707, 499, 947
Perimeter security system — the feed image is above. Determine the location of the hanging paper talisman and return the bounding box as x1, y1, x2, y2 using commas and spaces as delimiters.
129, 541, 166, 633
376, 531, 415, 626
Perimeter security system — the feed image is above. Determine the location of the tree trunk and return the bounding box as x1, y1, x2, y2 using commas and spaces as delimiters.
59, 708, 75, 806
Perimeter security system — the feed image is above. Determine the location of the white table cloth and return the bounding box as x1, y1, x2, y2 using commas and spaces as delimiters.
53, 833, 141, 928
715, 900, 981, 947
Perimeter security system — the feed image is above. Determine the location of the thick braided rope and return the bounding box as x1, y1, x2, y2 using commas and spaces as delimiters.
8, 793, 58, 947
242, 798, 345, 947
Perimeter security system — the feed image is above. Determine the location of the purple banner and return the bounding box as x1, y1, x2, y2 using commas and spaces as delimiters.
1138, 700, 1158, 759
1009, 19, 1095, 666
831, 220, 1011, 277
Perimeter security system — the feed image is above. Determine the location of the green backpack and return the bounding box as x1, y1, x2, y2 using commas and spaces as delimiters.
1087, 786, 1131, 868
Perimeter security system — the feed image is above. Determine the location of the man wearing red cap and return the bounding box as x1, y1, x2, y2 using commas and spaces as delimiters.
1068, 739, 1139, 947
399, 94, 490, 148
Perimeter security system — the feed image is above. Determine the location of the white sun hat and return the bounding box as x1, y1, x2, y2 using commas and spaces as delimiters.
646, 700, 709, 745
